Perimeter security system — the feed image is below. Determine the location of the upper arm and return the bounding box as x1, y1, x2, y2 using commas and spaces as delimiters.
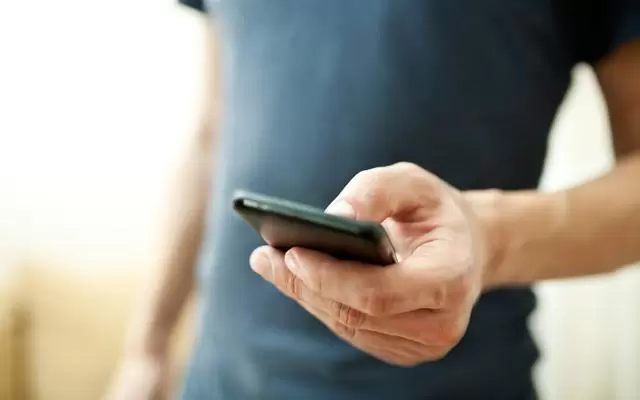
591, 1, 640, 159
176, 1, 220, 153
596, 40, 640, 159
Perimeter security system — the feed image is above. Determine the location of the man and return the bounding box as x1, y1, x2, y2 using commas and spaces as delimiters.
107, 0, 640, 399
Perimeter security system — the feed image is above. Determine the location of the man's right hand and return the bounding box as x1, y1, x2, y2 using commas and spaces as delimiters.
104, 352, 171, 400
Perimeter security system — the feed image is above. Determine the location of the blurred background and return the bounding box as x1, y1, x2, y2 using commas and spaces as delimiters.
0, 1, 639, 399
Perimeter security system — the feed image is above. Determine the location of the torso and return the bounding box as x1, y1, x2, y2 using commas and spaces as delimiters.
183, 1, 576, 398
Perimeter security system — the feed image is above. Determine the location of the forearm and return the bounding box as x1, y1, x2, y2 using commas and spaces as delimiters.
477, 152, 640, 288
122, 9, 219, 358
125, 135, 214, 357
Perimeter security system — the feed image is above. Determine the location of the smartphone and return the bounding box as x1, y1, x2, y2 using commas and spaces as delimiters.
232, 190, 397, 266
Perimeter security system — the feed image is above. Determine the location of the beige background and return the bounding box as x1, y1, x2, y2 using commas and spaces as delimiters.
0, 1, 639, 399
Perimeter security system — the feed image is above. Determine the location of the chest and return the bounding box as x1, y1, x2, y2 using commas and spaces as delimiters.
212, 0, 575, 190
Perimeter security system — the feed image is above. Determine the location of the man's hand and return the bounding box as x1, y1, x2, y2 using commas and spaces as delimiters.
250, 162, 498, 367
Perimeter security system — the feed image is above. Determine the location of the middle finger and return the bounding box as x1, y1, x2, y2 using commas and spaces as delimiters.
252, 246, 463, 346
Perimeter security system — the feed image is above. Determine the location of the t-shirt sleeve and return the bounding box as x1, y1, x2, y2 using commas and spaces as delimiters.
178, 0, 207, 13
584, 0, 640, 64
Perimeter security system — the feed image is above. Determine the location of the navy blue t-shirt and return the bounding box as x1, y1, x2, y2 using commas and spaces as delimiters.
178, 1, 639, 399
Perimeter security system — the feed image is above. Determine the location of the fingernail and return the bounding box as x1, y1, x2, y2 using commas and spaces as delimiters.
326, 200, 356, 218
250, 251, 273, 281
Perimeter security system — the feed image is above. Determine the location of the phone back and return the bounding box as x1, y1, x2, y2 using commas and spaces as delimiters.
233, 191, 396, 266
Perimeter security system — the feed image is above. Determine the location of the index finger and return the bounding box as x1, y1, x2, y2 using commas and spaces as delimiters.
285, 246, 453, 316
325, 162, 442, 223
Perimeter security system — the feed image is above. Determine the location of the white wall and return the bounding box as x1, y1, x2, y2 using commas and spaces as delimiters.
0, 0, 205, 270
0, 2, 204, 398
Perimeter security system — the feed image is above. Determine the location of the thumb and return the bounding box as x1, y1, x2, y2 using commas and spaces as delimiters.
326, 162, 440, 223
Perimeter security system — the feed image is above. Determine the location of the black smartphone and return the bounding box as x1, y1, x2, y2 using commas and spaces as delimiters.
232, 190, 397, 266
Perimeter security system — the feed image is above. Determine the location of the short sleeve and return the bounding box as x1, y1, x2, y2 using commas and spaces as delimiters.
179, 0, 207, 13
584, 0, 640, 64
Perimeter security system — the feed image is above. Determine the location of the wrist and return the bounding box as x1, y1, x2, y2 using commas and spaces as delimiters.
462, 189, 507, 289
468, 189, 567, 288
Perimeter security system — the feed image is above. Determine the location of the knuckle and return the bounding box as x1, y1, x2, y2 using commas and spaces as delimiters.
392, 161, 422, 174
335, 301, 366, 328
284, 271, 302, 300
429, 265, 472, 310
344, 169, 388, 210
355, 167, 390, 191
392, 162, 441, 200
332, 319, 357, 341
363, 175, 388, 199
352, 168, 380, 187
